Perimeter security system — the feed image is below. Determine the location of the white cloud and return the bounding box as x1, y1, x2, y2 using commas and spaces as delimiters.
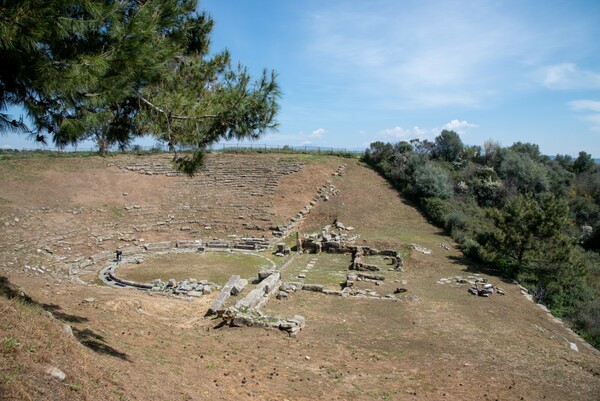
442, 119, 479, 134
569, 100, 600, 113
380, 126, 429, 139
569, 99, 600, 131
310, 128, 326, 138
259, 128, 328, 146
378, 119, 477, 141
541, 63, 600, 90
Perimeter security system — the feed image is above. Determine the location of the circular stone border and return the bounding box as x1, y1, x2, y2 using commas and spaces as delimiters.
98, 246, 277, 290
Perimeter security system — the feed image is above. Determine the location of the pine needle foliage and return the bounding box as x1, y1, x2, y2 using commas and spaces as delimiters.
0, 0, 280, 173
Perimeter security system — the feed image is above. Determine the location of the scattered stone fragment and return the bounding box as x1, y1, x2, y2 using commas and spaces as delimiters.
45, 365, 66, 381
411, 244, 432, 254
62, 323, 74, 337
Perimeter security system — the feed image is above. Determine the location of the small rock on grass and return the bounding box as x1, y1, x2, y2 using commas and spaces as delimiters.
45, 365, 66, 381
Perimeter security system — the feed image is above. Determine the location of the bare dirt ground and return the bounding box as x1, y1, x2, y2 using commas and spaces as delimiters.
1, 153, 599, 401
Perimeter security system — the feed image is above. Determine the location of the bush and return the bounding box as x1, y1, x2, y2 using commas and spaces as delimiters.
421, 197, 448, 226
444, 211, 467, 233
499, 151, 549, 194
412, 162, 453, 199
461, 238, 481, 258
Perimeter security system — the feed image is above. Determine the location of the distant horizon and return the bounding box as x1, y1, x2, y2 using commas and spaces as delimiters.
1, 137, 597, 160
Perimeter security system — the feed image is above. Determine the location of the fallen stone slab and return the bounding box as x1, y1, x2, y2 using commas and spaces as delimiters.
234, 272, 281, 310
207, 275, 240, 316
231, 278, 248, 296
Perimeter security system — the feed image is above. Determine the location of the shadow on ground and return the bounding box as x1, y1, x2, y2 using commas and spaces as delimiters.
0, 276, 131, 361
447, 255, 514, 284
73, 327, 132, 361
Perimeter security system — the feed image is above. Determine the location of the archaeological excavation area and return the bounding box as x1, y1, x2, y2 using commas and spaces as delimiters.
1, 152, 599, 400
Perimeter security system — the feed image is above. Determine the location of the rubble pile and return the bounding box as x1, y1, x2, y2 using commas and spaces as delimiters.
436, 275, 505, 297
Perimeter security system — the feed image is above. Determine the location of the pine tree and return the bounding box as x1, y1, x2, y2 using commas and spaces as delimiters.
0, 0, 280, 173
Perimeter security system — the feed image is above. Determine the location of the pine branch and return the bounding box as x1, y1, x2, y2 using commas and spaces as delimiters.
138, 96, 219, 120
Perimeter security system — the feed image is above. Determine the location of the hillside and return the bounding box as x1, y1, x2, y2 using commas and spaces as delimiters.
1, 152, 599, 401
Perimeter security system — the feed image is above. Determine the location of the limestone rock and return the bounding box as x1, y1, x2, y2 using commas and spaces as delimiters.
45, 365, 66, 381
302, 284, 323, 293
62, 323, 74, 337
231, 279, 248, 296
258, 270, 276, 281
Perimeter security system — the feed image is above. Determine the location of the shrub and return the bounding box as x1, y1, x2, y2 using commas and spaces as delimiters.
421, 197, 448, 226
444, 211, 467, 233
412, 162, 453, 199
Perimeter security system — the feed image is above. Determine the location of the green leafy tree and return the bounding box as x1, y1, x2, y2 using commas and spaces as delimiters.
483, 139, 503, 168
487, 194, 571, 278
509, 141, 541, 161
393, 140, 412, 154
468, 167, 504, 207
364, 141, 395, 167
573, 151, 596, 175
433, 130, 463, 162
409, 138, 434, 156
0, 0, 280, 173
499, 151, 549, 195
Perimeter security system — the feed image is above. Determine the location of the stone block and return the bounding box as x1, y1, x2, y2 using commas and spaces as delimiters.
144, 241, 175, 251
207, 275, 240, 315
302, 284, 324, 293
231, 278, 248, 296
176, 240, 202, 249
258, 270, 276, 281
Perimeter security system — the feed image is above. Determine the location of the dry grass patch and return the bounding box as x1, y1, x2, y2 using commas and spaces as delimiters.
0, 278, 128, 401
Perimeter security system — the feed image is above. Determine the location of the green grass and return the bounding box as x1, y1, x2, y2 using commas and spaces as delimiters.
117, 252, 272, 285
2, 337, 19, 354
281, 253, 351, 288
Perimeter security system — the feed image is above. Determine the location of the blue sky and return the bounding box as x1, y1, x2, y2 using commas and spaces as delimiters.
3, 0, 600, 156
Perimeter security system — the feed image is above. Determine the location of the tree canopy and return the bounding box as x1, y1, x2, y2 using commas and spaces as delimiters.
433, 129, 463, 162
0, 0, 280, 173
364, 134, 600, 348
